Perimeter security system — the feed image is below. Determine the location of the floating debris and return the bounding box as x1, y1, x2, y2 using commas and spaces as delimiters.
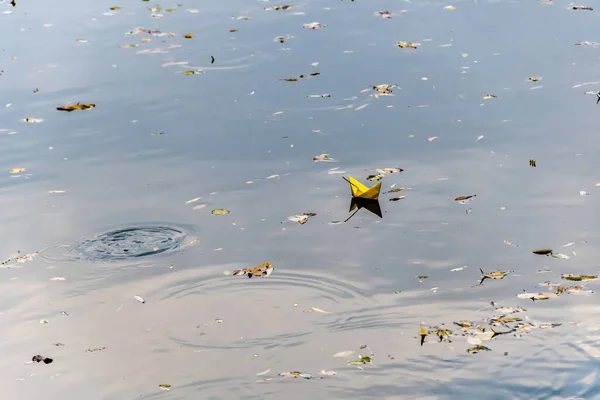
397, 41, 419, 49
31, 355, 53, 364
133, 295, 145, 303
467, 345, 491, 354
279, 371, 314, 379
529, 159, 536, 167
288, 212, 317, 225
478, 268, 510, 286
348, 355, 372, 365
159, 384, 171, 391
455, 194, 476, 204
85, 347, 106, 353
303, 22, 326, 30
532, 249, 553, 255
280, 72, 320, 82
230, 262, 274, 278
211, 209, 230, 215
482, 94, 497, 100
56, 103, 95, 112
266, 5, 292, 11
572, 5, 593, 10
561, 274, 597, 282
313, 153, 334, 162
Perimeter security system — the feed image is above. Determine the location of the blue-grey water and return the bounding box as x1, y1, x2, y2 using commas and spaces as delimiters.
2, 0, 600, 399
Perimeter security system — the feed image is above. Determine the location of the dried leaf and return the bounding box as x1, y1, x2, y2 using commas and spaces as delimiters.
455, 194, 476, 204
303, 22, 326, 30
397, 41, 419, 49
467, 345, 491, 354
211, 209, 230, 215
533, 249, 553, 255
561, 274, 597, 282
183, 33, 194, 39
57, 103, 95, 112
32, 355, 53, 364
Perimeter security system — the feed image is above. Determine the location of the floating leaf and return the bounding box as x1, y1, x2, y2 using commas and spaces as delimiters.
455, 194, 476, 204
183, 33, 194, 39
303, 22, 326, 30
57, 103, 95, 112
348, 355, 372, 365
389, 196, 406, 201
467, 345, 491, 354
533, 249, 552, 255
288, 212, 316, 224
32, 355, 53, 364
266, 5, 292, 11
482, 94, 497, 100
561, 274, 597, 282
159, 384, 171, 390
211, 209, 230, 215
333, 350, 354, 357
529, 159, 536, 167
133, 295, 145, 303
313, 153, 334, 162
231, 262, 274, 278
397, 41, 419, 49
572, 5, 593, 10
279, 371, 314, 379
478, 268, 509, 285
85, 347, 106, 353
9, 167, 26, 174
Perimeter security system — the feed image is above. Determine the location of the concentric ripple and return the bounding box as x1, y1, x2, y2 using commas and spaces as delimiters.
39, 224, 194, 263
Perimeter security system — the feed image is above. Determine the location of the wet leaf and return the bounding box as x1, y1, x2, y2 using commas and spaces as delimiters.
211, 209, 230, 215
572, 5, 593, 10
266, 5, 292, 11
231, 262, 274, 278
9, 167, 26, 174
384, 188, 404, 194
417, 275, 428, 280
367, 174, 383, 181
533, 249, 553, 255
57, 103, 95, 112
288, 212, 316, 224
183, 33, 194, 39
348, 355, 372, 365
183, 70, 202, 75
313, 153, 334, 162
467, 345, 491, 354
320, 369, 337, 376
303, 22, 326, 30
32, 355, 53, 364
389, 196, 406, 201
528, 76, 542, 82
561, 274, 597, 282
455, 194, 476, 204
159, 384, 171, 390
54, 342, 65, 346
397, 41, 419, 49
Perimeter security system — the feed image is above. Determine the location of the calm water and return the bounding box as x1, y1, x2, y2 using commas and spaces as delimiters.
2, 0, 600, 399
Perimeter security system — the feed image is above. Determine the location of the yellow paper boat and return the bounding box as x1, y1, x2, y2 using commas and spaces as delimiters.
345, 175, 382, 200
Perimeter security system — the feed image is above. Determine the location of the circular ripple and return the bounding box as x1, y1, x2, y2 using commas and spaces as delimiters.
40, 225, 193, 263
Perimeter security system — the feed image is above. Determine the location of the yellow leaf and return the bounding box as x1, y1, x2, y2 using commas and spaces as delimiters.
211, 209, 230, 215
